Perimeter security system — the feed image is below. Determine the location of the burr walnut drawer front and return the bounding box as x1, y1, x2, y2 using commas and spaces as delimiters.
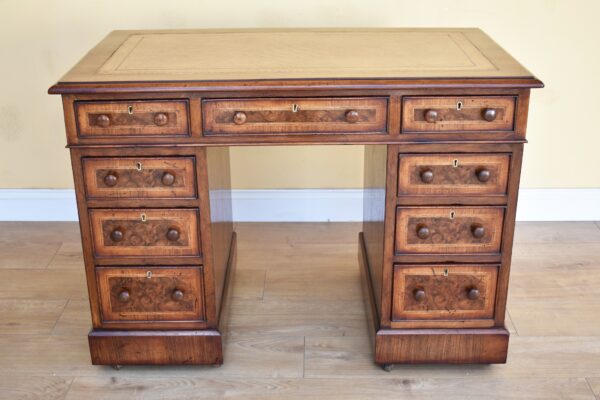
75, 100, 190, 137
395, 206, 504, 255
397, 154, 510, 196
82, 157, 197, 199
402, 96, 515, 133
202, 97, 388, 135
392, 264, 498, 322
89, 209, 200, 258
96, 266, 205, 324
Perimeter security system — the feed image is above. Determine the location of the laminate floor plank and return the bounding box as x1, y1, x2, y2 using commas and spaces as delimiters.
514, 222, 600, 244
0, 375, 73, 400
63, 376, 596, 400
0, 269, 87, 300
0, 299, 67, 335
47, 242, 84, 270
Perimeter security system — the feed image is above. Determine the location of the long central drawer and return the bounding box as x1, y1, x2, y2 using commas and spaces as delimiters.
202, 97, 388, 135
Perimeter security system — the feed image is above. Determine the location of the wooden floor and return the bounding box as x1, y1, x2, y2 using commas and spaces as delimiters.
0, 222, 599, 399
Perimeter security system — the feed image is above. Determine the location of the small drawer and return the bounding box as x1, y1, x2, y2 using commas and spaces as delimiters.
397, 154, 509, 196
202, 97, 388, 135
89, 209, 200, 258
96, 266, 205, 323
75, 100, 190, 137
402, 96, 515, 133
392, 264, 498, 321
82, 157, 197, 199
395, 206, 504, 254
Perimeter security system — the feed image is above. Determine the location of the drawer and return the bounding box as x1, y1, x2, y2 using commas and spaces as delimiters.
392, 264, 498, 321
96, 266, 205, 323
397, 154, 510, 196
82, 157, 197, 199
395, 206, 504, 254
202, 97, 388, 135
75, 100, 190, 137
89, 209, 200, 258
402, 96, 515, 133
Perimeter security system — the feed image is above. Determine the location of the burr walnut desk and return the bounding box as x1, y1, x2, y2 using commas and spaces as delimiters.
49, 28, 542, 369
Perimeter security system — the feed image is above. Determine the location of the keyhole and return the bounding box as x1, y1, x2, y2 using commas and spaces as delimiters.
443, 268, 449, 277
456, 101, 463, 111
292, 104, 299, 113
136, 162, 142, 171
453, 159, 459, 168
141, 213, 147, 222
128, 105, 133, 115
146, 271, 152, 279
450, 210, 456, 220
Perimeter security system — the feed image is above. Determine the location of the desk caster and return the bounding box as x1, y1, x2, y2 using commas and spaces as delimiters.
112, 365, 123, 370
382, 364, 394, 372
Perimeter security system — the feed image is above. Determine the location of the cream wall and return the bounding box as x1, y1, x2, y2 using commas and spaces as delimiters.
0, 0, 597, 190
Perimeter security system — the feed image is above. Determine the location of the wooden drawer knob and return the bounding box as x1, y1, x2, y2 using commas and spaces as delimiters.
416, 225, 430, 239
420, 169, 434, 183
476, 168, 491, 182
166, 228, 180, 242
110, 229, 124, 242
467, 287, 480, 300
161, 172, 175, 186
172, 289, 184, 301
96, 114, 111, 127
483, 108, 497, 122
471, 224, 485, 239
345, 110, 360, 123
233, 111, 247, 125
413, 288, 426, 301
424, 109, 438, 123
103, 173, 118, 187
118, 290, 130, 303
154, 112, 168, 126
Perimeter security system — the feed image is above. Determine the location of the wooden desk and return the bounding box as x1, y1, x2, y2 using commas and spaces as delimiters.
49, 28, 542, 369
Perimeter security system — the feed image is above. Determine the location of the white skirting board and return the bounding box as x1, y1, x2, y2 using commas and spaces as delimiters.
0, 188, 598, 222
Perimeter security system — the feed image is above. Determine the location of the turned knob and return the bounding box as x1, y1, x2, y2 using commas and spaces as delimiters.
345, 110, 360, 123
467, 287, 480, 300
161, 172, 175, 186
172, 289, 184, 301
154, 112, 168, 126
483, 108, 497, 122
103, 173, 118, 187
110, 229, 124, 242
476, 168, 491, 183
233, 111, 247, 125
471, 224, 485, 239
416, 225, 430, 239
424, 109, 438, 123
413, 288, 426, 301
118, 290, 130, 302
166, 228, 180, 242
96, 114, 110, 127
420, 169, 434, 184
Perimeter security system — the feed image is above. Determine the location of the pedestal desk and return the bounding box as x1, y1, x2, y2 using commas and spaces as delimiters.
49, 28, 543, 369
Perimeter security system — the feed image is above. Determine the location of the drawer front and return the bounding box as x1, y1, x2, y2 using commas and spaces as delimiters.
402, 96, 515, 133
202, 97, 388, 135
397, 154, 510, 196
392, 264, 498, 321
89, 209, 200, 258
97, 266, 204, 323
75, 100, 190, 137
82, 157, 197, 199
395, 207, 504, 254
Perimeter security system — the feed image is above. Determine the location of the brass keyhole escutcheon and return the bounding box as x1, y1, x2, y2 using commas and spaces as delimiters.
456, 101, 463, 111
127, 105, 133, 114
449, 210, 456, 220
292, 104, 300, 113
136, 162, 143, 171
140, 213, 147, 222
453, 159, 459, 168
146, 271, 152, 279
443, 268, 449, 277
